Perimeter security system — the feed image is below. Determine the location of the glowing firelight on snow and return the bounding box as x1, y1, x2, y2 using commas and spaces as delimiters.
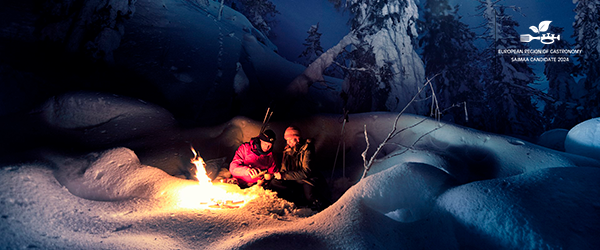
177, 147, 255, 209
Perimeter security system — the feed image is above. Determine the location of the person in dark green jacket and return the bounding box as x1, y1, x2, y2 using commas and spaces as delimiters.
271, 126, 329, 211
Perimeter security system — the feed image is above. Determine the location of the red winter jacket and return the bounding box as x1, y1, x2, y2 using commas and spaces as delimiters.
229, 139, 277, 186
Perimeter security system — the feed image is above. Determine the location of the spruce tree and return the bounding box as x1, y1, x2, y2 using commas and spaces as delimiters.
572, 0, 600, 118
420, 0, 485, 129
543, 26, 584, 129
478, 3, 544, 137
298, 23, 324, 67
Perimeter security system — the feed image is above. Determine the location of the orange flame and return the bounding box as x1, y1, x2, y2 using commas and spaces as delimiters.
177, 147, 254, 209
191, 147, 211, 185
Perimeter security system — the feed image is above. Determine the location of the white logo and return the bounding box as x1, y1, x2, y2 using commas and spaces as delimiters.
520, 21, 560, 45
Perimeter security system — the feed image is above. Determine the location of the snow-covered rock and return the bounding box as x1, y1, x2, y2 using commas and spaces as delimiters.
565, 117, 600, 161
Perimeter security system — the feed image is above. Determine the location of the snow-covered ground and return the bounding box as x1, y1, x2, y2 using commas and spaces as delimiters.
2, 0, 600, 249
2, 92, 600, 249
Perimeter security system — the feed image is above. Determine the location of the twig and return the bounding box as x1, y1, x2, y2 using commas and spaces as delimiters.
383, 126, 444, 159
361, 124, 370, 173
360, 74, 440, 180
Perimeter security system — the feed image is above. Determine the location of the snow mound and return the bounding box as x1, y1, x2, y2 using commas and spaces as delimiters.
437, 167, 600, 249
565, 117, 600, 160
356, 162, 456, 222
52, 147, 176, 201
0, 159, 306, 250
537, 128, 569, 151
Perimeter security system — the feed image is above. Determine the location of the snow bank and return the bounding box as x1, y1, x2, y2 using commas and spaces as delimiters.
3, 94, 600, 249
565, 117, 600, 161
1, 149, 307, 250
0, 164, 188, 250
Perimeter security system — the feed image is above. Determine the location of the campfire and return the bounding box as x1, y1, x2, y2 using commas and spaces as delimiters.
177, 147, 255, 209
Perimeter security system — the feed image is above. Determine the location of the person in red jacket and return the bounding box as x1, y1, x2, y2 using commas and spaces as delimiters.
229, 129, 278, 188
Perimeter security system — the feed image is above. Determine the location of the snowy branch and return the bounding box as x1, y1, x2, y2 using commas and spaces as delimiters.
331, 60, 371, 73
286, 32, 359, 96
218, 0, 225, 20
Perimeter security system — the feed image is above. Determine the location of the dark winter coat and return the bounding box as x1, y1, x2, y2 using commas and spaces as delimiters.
229, 138, 277, 186
280, 139, 314, 181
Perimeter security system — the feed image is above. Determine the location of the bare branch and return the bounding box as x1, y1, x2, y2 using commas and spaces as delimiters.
360, 74, 440, 180
391, 116, 428, 138
378, 124, 445, 161
361, 124, 369, 173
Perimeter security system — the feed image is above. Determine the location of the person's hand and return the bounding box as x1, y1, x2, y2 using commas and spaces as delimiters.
274, 172, 282, 180
263, 173, 272, 180
248, 168, 260, 179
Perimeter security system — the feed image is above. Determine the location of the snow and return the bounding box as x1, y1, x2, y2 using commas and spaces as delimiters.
565, 117, 600, 161
2, 0, 600, 249
537, 128, 569, 151
2, 92, 600, 249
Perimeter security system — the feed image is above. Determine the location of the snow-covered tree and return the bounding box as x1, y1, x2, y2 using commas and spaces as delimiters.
298, 23, 325, 67
286, 0, 427, 115
297, 23, 344, 78
340, 43, 391, 112
346, 0, 426, 113
327, 0, 344, 9
543, 26, 585, 129
476, 0, 501, 72
478, 2, 544, 137
420, 1, 485, 128
572, 0, 600, 118
38, 0, 136, 62
224, 0, 279, 37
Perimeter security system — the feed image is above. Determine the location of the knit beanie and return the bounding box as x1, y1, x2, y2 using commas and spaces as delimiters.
258, 129, 276, 143
284, 126, 301, 139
